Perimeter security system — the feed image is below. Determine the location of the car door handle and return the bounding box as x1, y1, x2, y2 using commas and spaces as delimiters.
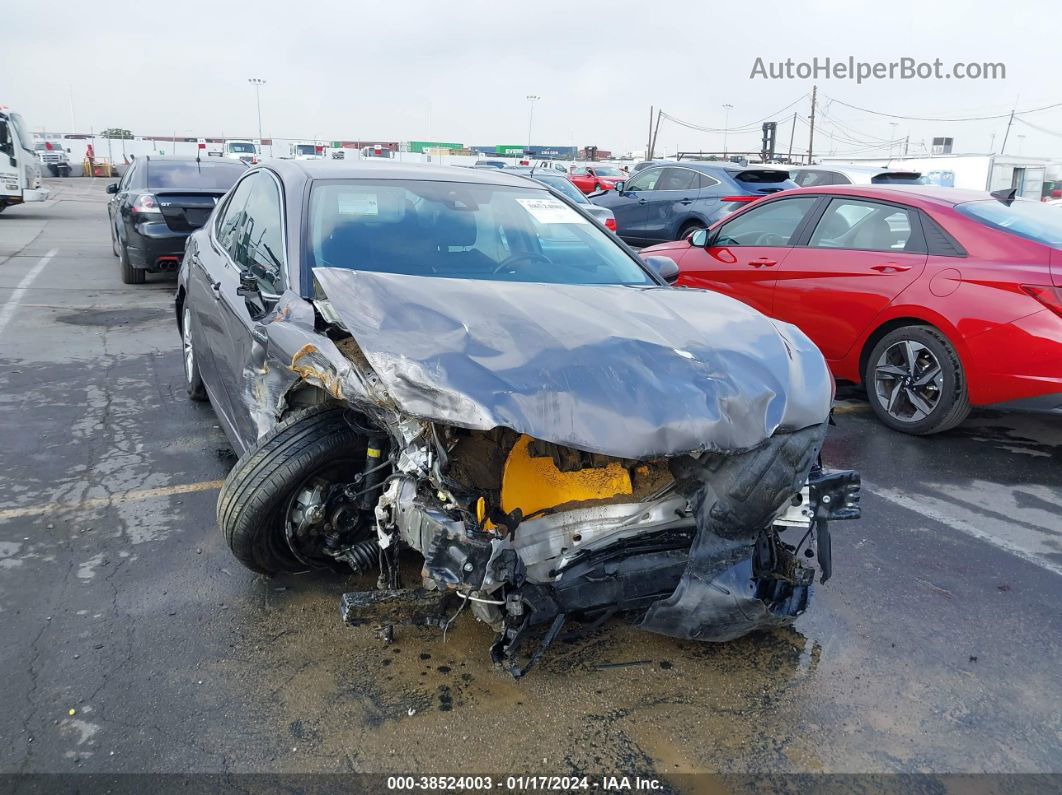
679, 198, 693, 205
871, 263, 911, 273
749, 258, 778, 268
637, 198, 648, 205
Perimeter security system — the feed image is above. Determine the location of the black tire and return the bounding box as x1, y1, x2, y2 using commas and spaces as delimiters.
119, 241, 145, 284
110, 221, 120, 257
678, 221, 706, 241
864, 325, 970, 435
181, 304, 208, 402
217, 406, 367, 575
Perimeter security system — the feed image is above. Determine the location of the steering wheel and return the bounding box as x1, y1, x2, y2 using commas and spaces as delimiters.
492, 252, 552, 275
753, 232, 787, 246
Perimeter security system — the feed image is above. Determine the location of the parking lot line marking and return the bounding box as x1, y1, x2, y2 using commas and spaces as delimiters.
868, 482, 1062, 578
0, 480, 225, 521
0, 248, 58, 337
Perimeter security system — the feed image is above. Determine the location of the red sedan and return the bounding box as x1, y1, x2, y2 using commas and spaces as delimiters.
568, 164, 627, 194
643, 185, 1062, 434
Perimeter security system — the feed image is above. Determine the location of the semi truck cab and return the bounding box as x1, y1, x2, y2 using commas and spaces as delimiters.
0, 106, 50, 213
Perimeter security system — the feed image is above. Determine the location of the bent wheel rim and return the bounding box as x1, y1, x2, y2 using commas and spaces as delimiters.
873, 340, 944, 422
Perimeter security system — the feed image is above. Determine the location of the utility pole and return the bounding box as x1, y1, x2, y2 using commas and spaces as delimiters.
647, 106, 654, 161
807, 85, 817, 164
787, 112, 796, 162
1000, 109, 1015, 154
903, 135, 909, 156
650, 108, 662, 160
526, 95, 540, 150
248, 78, 266, 143
722, 103, 733, 158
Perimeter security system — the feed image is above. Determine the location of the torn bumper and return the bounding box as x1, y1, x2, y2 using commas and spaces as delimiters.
346, 423, 860, 677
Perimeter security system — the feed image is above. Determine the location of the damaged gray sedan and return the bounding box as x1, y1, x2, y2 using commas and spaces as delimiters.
176, 161, 860, 676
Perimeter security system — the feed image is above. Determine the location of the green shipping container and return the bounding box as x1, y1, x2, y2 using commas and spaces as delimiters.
407, 141, 464, 153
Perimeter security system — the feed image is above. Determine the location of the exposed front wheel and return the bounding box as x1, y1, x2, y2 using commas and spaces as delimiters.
865, 325, 970, 435
217, 407, 368, 575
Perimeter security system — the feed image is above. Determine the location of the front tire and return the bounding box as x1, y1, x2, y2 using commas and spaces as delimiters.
217, 406, 367, 575
865, 325, 970, 435
119, 241, 145, 284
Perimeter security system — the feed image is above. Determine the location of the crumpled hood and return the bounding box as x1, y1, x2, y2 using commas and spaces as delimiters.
313, 268, 832, 459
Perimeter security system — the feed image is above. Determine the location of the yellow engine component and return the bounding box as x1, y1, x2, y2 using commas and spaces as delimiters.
500, 435, 632, 517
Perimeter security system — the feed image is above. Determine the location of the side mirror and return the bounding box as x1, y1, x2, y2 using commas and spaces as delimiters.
612, 181, 625, 193
106, 183, 119, 194
236, 269, 260, 297
689, 228, 708, 247
643, 255, 680, 284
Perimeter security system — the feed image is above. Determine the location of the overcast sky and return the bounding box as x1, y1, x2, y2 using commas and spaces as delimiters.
3, 0, 1059, 159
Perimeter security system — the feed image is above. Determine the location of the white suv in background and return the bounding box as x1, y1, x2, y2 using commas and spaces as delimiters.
787, 164, 927, 187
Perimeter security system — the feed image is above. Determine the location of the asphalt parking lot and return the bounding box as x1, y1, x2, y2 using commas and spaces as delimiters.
2, 179, 1061, 779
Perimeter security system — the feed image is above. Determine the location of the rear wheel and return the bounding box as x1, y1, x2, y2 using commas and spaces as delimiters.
181, 305, 208, 402
119, 240, 145, 284
864, 325, 970, 435
217, 406, 368, 575
679, 221, 706, 241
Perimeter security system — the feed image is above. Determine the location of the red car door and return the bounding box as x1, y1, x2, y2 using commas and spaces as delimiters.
676, 196, 819, 316
773, 197, 928, 361
569, 166, 596, 194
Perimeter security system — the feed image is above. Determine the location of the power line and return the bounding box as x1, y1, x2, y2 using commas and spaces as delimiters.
659, 94, 809, 134
1014, 116, 1062, 138
824, 95, 1062, 122
819, 104, 900, 143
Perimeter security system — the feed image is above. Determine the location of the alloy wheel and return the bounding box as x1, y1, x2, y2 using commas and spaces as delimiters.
872, 339, 943, 422
182, 307, 195, 385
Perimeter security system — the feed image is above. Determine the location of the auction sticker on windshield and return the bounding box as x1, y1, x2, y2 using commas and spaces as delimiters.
516, 197, 588, 225
337, 192, 380, 216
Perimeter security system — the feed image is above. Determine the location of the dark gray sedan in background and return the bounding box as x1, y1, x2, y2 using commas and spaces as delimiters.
175, 160, 857, 675
107, 156, 246, 284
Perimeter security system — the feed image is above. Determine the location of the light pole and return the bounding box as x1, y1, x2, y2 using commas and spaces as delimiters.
248, 78, 266, 143
526, 95, 540, 151
722, 103, 733, 157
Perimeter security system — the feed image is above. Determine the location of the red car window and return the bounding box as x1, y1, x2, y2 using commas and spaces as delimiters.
715, 198, 818, 246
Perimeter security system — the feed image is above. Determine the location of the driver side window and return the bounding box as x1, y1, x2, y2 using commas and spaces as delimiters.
231, 174, 286, 294
625, 168, 663, 192
714, 197, 818, 246
215, 174, 258, 256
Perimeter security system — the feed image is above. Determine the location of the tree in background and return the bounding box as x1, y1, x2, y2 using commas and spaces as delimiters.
100, 128, 134, 139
